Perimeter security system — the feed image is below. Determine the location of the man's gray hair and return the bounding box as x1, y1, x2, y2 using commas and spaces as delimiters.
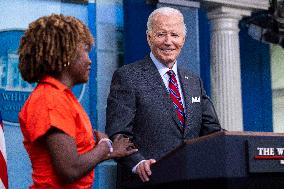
146, 7, 187, 35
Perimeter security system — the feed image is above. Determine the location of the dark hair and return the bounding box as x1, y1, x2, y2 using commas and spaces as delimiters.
18, 14, 94, 83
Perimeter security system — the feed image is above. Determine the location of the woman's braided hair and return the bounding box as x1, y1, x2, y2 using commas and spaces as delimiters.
18, 14, 94, 83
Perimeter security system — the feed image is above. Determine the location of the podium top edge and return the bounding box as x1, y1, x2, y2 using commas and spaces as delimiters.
184, 131, 284, 145
223, 131, 284, 137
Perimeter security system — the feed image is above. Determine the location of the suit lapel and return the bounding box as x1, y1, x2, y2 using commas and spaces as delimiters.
178, 68, 195, 135
142, 56, 183, 133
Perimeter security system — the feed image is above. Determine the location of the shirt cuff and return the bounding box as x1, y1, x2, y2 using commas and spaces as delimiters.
132, 160, 146, 173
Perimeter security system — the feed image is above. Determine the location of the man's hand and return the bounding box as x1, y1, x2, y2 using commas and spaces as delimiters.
137, 159, 156, 182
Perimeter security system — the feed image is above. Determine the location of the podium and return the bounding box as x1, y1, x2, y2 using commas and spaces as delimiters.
123, 131, 284, 189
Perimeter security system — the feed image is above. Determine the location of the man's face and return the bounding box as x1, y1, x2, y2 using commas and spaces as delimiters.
147, 13, 185, 68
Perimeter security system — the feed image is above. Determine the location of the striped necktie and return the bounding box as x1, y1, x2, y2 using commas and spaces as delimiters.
167, 70, 185, 127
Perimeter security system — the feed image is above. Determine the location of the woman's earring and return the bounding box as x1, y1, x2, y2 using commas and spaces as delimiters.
64, 62, 70, 67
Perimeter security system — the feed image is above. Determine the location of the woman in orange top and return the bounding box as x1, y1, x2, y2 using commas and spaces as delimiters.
18, 14, 137, 189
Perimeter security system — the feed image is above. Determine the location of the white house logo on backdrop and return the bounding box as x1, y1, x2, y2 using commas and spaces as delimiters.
0, 51, 35, 92
0, 30, 85, 126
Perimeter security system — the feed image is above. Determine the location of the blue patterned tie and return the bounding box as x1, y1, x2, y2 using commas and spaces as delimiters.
167, 70, 185, 127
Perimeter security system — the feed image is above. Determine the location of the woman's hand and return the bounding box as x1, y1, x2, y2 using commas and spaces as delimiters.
110, 135, 138, 158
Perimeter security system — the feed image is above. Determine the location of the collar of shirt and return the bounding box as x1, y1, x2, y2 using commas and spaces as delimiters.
39, 76, 70, 92
150, 52, 178, 78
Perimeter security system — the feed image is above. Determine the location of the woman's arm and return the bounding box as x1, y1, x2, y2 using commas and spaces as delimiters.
45, 128, 136, 184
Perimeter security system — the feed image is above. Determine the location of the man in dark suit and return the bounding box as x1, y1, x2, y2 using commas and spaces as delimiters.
106, 7, 222, 187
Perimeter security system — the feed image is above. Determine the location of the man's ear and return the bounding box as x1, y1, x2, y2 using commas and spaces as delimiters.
181, 35, 186, 47
146, 32, 152, 47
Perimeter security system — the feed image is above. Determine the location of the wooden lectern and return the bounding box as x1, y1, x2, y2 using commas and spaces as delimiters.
122, 131, 284, 189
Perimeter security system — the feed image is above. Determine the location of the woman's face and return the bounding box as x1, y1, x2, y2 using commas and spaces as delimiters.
68, 43, 92, 85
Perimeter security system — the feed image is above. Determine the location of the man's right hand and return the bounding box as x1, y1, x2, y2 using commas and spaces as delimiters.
136, 159, 156, 182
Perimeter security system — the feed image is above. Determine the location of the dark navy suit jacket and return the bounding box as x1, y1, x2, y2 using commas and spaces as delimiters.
106, 55, 221, 186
